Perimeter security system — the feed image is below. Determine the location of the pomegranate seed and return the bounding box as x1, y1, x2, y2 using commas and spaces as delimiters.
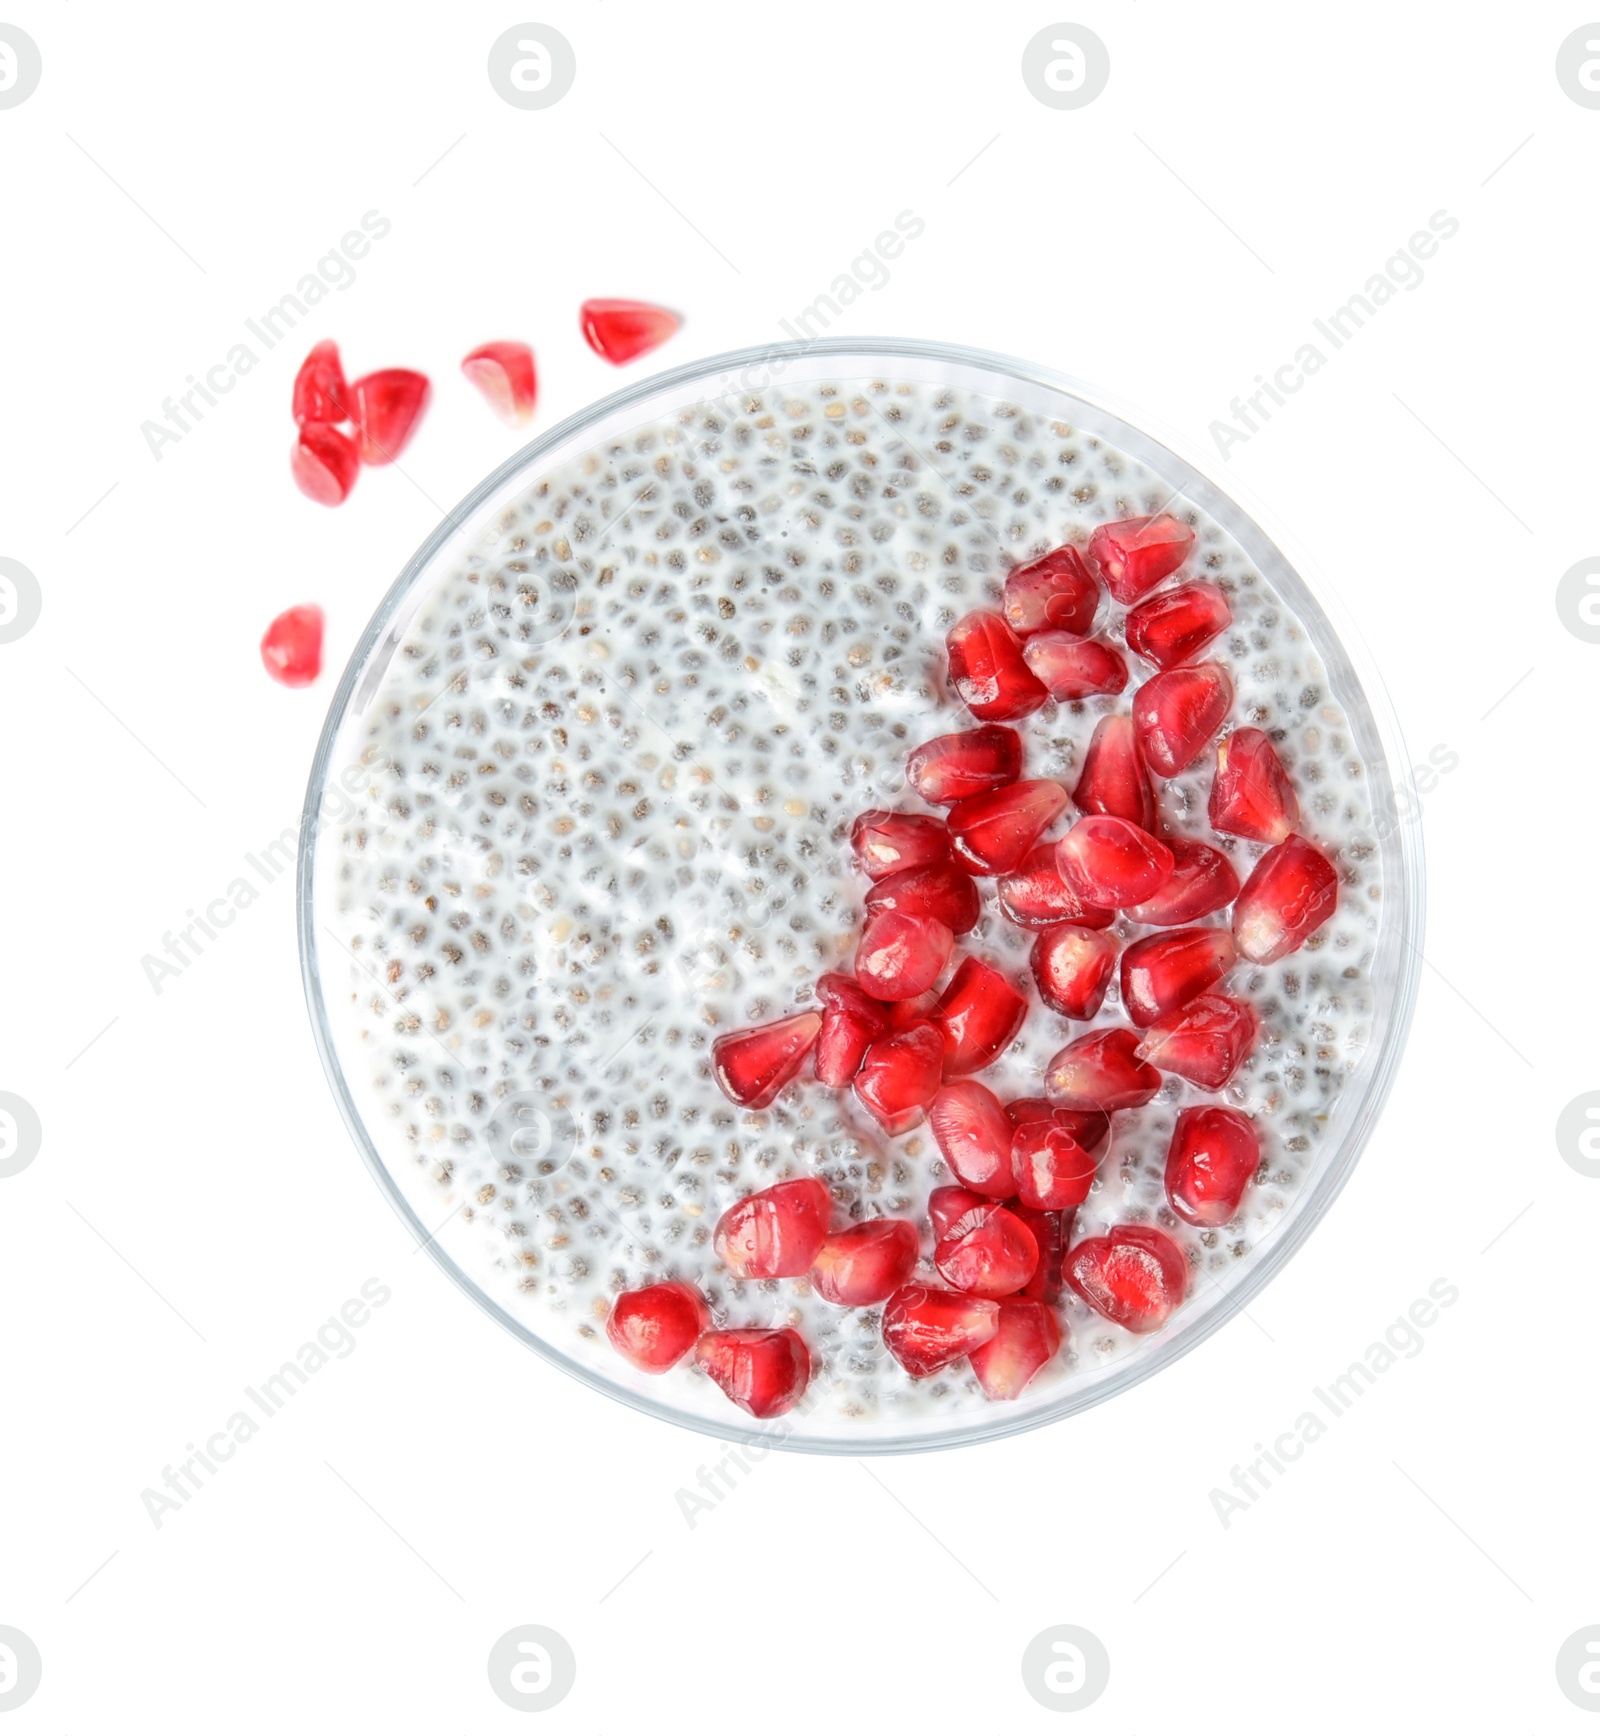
1119, 926, 1237, 1028
812, 974, 888, 1090
1012, 1207, 1068, 1303
997, 845, 1114, 931
887, 990, 940, 1029
713, 1177, 832, 1279
1022, 633, 1129, 702
291, 422, 360, 506
905, 725, 1023, 805
945, 611, 1048, 722
881, 1285, 1000, 1376
1125, 581, 1232, 669
1073, 714, 1155, 830
1232, 834, 1339, 963
1124, 837, 1241, 926
1209, 728, 1300, 845
291, 339, 349, 425
1165, 1106, 1261, 1227
1064, 1224, 1188, 1333
811, 1219, 920, 1305
1132, 662, 1234, 777
969, 1299, 1063, 1399
1057, 814, 1175, 908
1087, 514, 1196, 604
855, 909, 954, 1000
935, 1201, 1038, 1298
1012, 1118, 1098, 1211
929, 1185, 989, 1241
1136, 993, 1259, 1089
580, 297, 681, 364
1002, 544, 1100, 637
461, 340, 538, 426
350, 369, 431, 465
606, 1281, 709, 1373
865, 862, 980, 935
854, 1021, 945, 1135
1046, 1027, 1161, 1111
931, 957, 1029, 1076
710, 1012, 821, 1109
1006, 1098, 1112, 1157
947, 779, 1069, 876
695, 1328, 810, 1418
1030, 925, 1119, 1020
851, 809, 951, 880
260, 604, 324, 687
928, 1080, 1017, 1198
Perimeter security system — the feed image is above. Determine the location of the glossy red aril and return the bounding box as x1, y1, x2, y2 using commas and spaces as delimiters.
881, 1285, 1000, 1376
810, 1220, 920, 1305
291, 422, 360, 506
928, 1080, 1017, 1198
350, 369, 431, 464
812, 974, 888, 1089
1012, 1207, 1068, 1303
905, 725, 1023, 805
1047, 1027, 1162, 1111
1030, 925, 1119, 1021
1119, 926, 1237, 1028
945, 611, 1049, 722
1006, 1097, 1112, 1158
1057, 814, 1175, 909
929, 1185, 989, 1241
968, 1299, 1063, 1399
461, 340, 538, 425
1209, 728, 1300, 845
260, 604, 324, 687
935, 1201, 1038, 1298
1064, 1225, 1188, 1333
1125, 581, 1232, 669
713, 1177, 831, 1279
1124, 837, 1241, 926
1088, 514, 1196, 604
887, 990, 940, 1029
1073, 714, 1155, 831
865, 862, 980, 935
855, 909, 953, 1000
1232, 835, 1339, 963
1023, 634, 1128, 702
850, 810, 951, 880
1012, 1118, 1098, 1211
291, 339, 349, 424
947, 779, 1069, 876
997, 845, 1114, 931
931, 957, 1029, 1076
1165, 1106, 1261, 1227
711, 1012, 821, 1108
580, 297, 681, 364
606, 1281, 709, 1372
1133, 662, 1235, 777
1002, 543, 1100, 637
854, 1021, 945, 1135
1136, 993, 1259, 1089
695, 1328, 810, 1418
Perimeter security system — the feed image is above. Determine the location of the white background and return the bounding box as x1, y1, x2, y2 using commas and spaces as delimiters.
1, 1, 1591, 1727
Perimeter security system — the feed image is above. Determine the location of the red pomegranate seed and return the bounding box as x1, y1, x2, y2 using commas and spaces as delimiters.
1124, 837, 1241, 926
855, 909, 954, 1000
969, 1299, 1063, 1399
713, 1177, 831, 1279
850, 809, 951, 880
1072, 714, 1155, 830
710, 1012, 821, 1109
350, 369, 431, 465
906, 725, 1023, 805
810, 1219, 920, 1305
1119, 926, 1237, 1028
580, 297, 681, 365
1209, 728, 1300, 845
260, 604, 325, 687
1087, 514, 1196, 604
461, 340, 538, 426
813, 974, 889, 1089
606, 1281, 710, 1373
1165, 1106, 1261, 1227
695, 1328, 810, 1418
931, 957, 1029, 1076
947, 779, 1069, 876
997, 845, 1114, 931
1232, 834, 1339, 963
1132, 662, 1235, 777
1012, 1207, 1068, 1303
1006, 1098, 1112, 1157
1046, 1027, 1162, 1111
929, 1185, 989, 1241
1002, 544, 1100, 637
854, 1021, 945, 1135
865, 862, 980, 936
1064, 1224, 1188, 1333
935, 1201, 1038, 1298
1022, 633, 1129, 702
1030, 925, 1119, 1020
1012, 1119, 1098, 1211
291, 339, 349, 425
1125, 581, 1232, 669
1057, 814, 1175, 909
945, 611, 1049, 722
882, 1285, 1000, 1376
1136, 993, 1259, 1089
290, 422, 360, 506
928, 1080, 1017, 1198
887, 990, 940, 1029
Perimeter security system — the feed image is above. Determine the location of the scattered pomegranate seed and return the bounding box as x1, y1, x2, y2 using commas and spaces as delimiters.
291, 422, 360, 506
968, 1299, 1064, 1399
850, 809, 952, 880
1124, 837, 1241, 926
606, 1281, 710, 1373
1006, 1097, 1112, 1157
997, 845, 1114, 931
1087, 514, 1196, 604
350, 368, 431, 465
1002, 543, 1100, 637
810, 1219, 920, 1305
947, 779, 1069, 875
1136, 993, 1259, 1089
865, 862, 980, 935
1012, 1206, 1069, 1303
1046, 1027, 1161, 1111
1056, 814, 1175, 909
1012, 1118, 1098, 1211
713, 1177, 832, 1279
881, 1285, 1000, 1376
1072, 714, 1156, 830
695, 1328, 811, 1418
1125, 581, 1232, 669
1209, 728, 1300, 845
1132, 662, 1235, 777
260, 604, 325, 687
935, 1201, 1039, 1298
855, 909, 954, 1000
1165, 1106, 1261, 1227
1030, 925, 1119, 1021
461, 340, 538, 426
291, 339, 349, 425
1232, 834, 1339, 963
928, 1079, 1017, 1198
1064, 1224, 1188, 1333
813, 974, 889, 1089
1119, 926, 1237, 1028
886, 990, 941, 1028
854, 1021, 946, 1135
905, 724, 1024, 805
945, 611, 1049, 722
929, 1185, 989, 1241
580, 297, 681, 365
931, 957, 1029, 1076
710, 1012, 821, 1109
1022, 633, 1129, 702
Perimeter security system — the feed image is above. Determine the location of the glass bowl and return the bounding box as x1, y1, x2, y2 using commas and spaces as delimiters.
297, 338, 1423, 1454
